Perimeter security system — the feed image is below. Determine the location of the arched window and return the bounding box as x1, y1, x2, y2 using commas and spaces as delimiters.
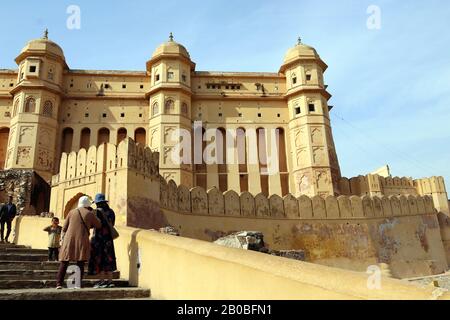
167, 68, 174, 81
257, 127, 269, 196
181, 102, 188, 115
24, 97, 36, 113
277, 128, 289, 196
135, 128, 146, 145
152, 102, 159, 116
165, 99, 175, 114
42, 101, 53, 117
291, 73, 297, 85
236, 128, 248, 192
80, 128, 91, 150
218, 128, 228, 192
117, 128, 127, 145
97, 128, 110, 146
62, 128, 74, 154
0, 128, 10, 169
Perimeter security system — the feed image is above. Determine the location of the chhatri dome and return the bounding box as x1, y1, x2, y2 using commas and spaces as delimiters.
151, 32, 191, 59
283, 36, 320, 65
18, 29, 66, 60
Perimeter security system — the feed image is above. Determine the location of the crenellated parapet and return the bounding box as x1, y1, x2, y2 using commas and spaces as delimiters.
52, 138, 160, 186
160, 178, 436, 220
50, 138, 160, 220
339, 174, 448, 215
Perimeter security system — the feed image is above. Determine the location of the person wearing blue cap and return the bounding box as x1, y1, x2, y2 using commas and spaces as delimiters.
88, 193, 118, 289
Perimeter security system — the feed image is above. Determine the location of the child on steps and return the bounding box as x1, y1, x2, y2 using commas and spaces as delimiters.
43, 217, 63, 262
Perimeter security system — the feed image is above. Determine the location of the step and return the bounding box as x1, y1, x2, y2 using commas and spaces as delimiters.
0, 261, 60, 271
0, 244, 27, 249
0, 247, 48, 254
0, 287, 151, 300
0, 253, 49, 262
0, 279, 129, 290
0, 270, 121, 280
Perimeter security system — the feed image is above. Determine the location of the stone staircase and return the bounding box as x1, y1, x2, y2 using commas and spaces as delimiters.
0, 243, 151, 300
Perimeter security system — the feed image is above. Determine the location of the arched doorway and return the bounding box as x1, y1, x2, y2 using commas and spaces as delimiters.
0, 128, 10, 169
135, 128, 146, 145
98, 128, 110, 146
63, 193, 87, 218
117, 128, 127, 145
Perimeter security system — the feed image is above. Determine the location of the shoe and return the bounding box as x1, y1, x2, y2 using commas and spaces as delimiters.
93, 281, 105, 289
99, 281, 113, 289
106, 281, 115, 288
56, 285, 63, 290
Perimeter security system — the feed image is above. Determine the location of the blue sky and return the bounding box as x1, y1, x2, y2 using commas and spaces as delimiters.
1, 0, 449, 188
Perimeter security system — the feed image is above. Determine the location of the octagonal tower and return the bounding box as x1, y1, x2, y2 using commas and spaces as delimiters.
280, 38, 341, 197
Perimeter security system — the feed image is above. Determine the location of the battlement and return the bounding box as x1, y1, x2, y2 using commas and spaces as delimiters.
339, 174, 447, 197
160, 178, 436, 220
52, 138, 160, 186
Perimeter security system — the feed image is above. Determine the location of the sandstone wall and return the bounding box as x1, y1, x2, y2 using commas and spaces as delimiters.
50, 138, 160, 226
157, 179, 447, 278
12, 216, 450, 300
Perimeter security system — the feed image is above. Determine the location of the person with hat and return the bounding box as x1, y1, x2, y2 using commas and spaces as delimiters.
56, 196, 101, 289
89, 193, 118, 289
0, 194, 17, 243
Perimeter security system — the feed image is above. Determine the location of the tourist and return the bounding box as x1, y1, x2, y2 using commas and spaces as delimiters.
43, 217, 63, 261
56, 196, 101, 290
0, 195, 17, 244
89, 193, 118, 289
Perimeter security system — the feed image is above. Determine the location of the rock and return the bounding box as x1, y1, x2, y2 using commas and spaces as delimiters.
214, 231, 266, 251
158, 226, 180, 236
270, 250, 305, 261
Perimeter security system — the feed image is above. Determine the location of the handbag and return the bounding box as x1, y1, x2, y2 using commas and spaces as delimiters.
99, 208, 119, 240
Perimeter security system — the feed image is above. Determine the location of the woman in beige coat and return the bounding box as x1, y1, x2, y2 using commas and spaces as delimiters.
56, 196, 101, 289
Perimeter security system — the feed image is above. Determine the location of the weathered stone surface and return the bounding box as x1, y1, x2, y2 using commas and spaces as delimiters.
214, 231, 265, 251
158, 226, 180, 236
0, 169, 50, 216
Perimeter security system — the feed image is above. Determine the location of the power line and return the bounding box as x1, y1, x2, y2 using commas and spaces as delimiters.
331, 112, 440, 177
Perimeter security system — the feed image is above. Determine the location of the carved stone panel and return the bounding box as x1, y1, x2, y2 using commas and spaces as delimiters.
311, 127, 323, 145
19, 126, 34, 144
16, 147, 32, 166
37, 148, 53, 171
312, 147, 325, 165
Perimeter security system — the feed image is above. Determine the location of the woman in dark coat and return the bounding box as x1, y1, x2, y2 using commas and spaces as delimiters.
88, 193, 117, 288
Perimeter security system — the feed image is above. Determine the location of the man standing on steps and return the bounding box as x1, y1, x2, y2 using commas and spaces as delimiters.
0, 194, 17, 243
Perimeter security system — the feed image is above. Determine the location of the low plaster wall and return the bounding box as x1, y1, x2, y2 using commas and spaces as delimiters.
159, 208, 448, 279
11, 217, 450, 300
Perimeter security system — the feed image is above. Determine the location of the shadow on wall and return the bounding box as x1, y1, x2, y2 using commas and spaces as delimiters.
127, 229, 142, 287
127, 196, 168, 230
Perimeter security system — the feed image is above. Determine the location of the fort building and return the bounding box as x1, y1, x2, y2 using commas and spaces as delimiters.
0, 32, 341, 198
0, 31, 450, 279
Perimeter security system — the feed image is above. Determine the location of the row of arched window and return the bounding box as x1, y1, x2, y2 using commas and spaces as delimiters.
12, 97, 53, 118
195, 127, 289, 196
61, 127, 147, 154
151, 100, 189, 117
